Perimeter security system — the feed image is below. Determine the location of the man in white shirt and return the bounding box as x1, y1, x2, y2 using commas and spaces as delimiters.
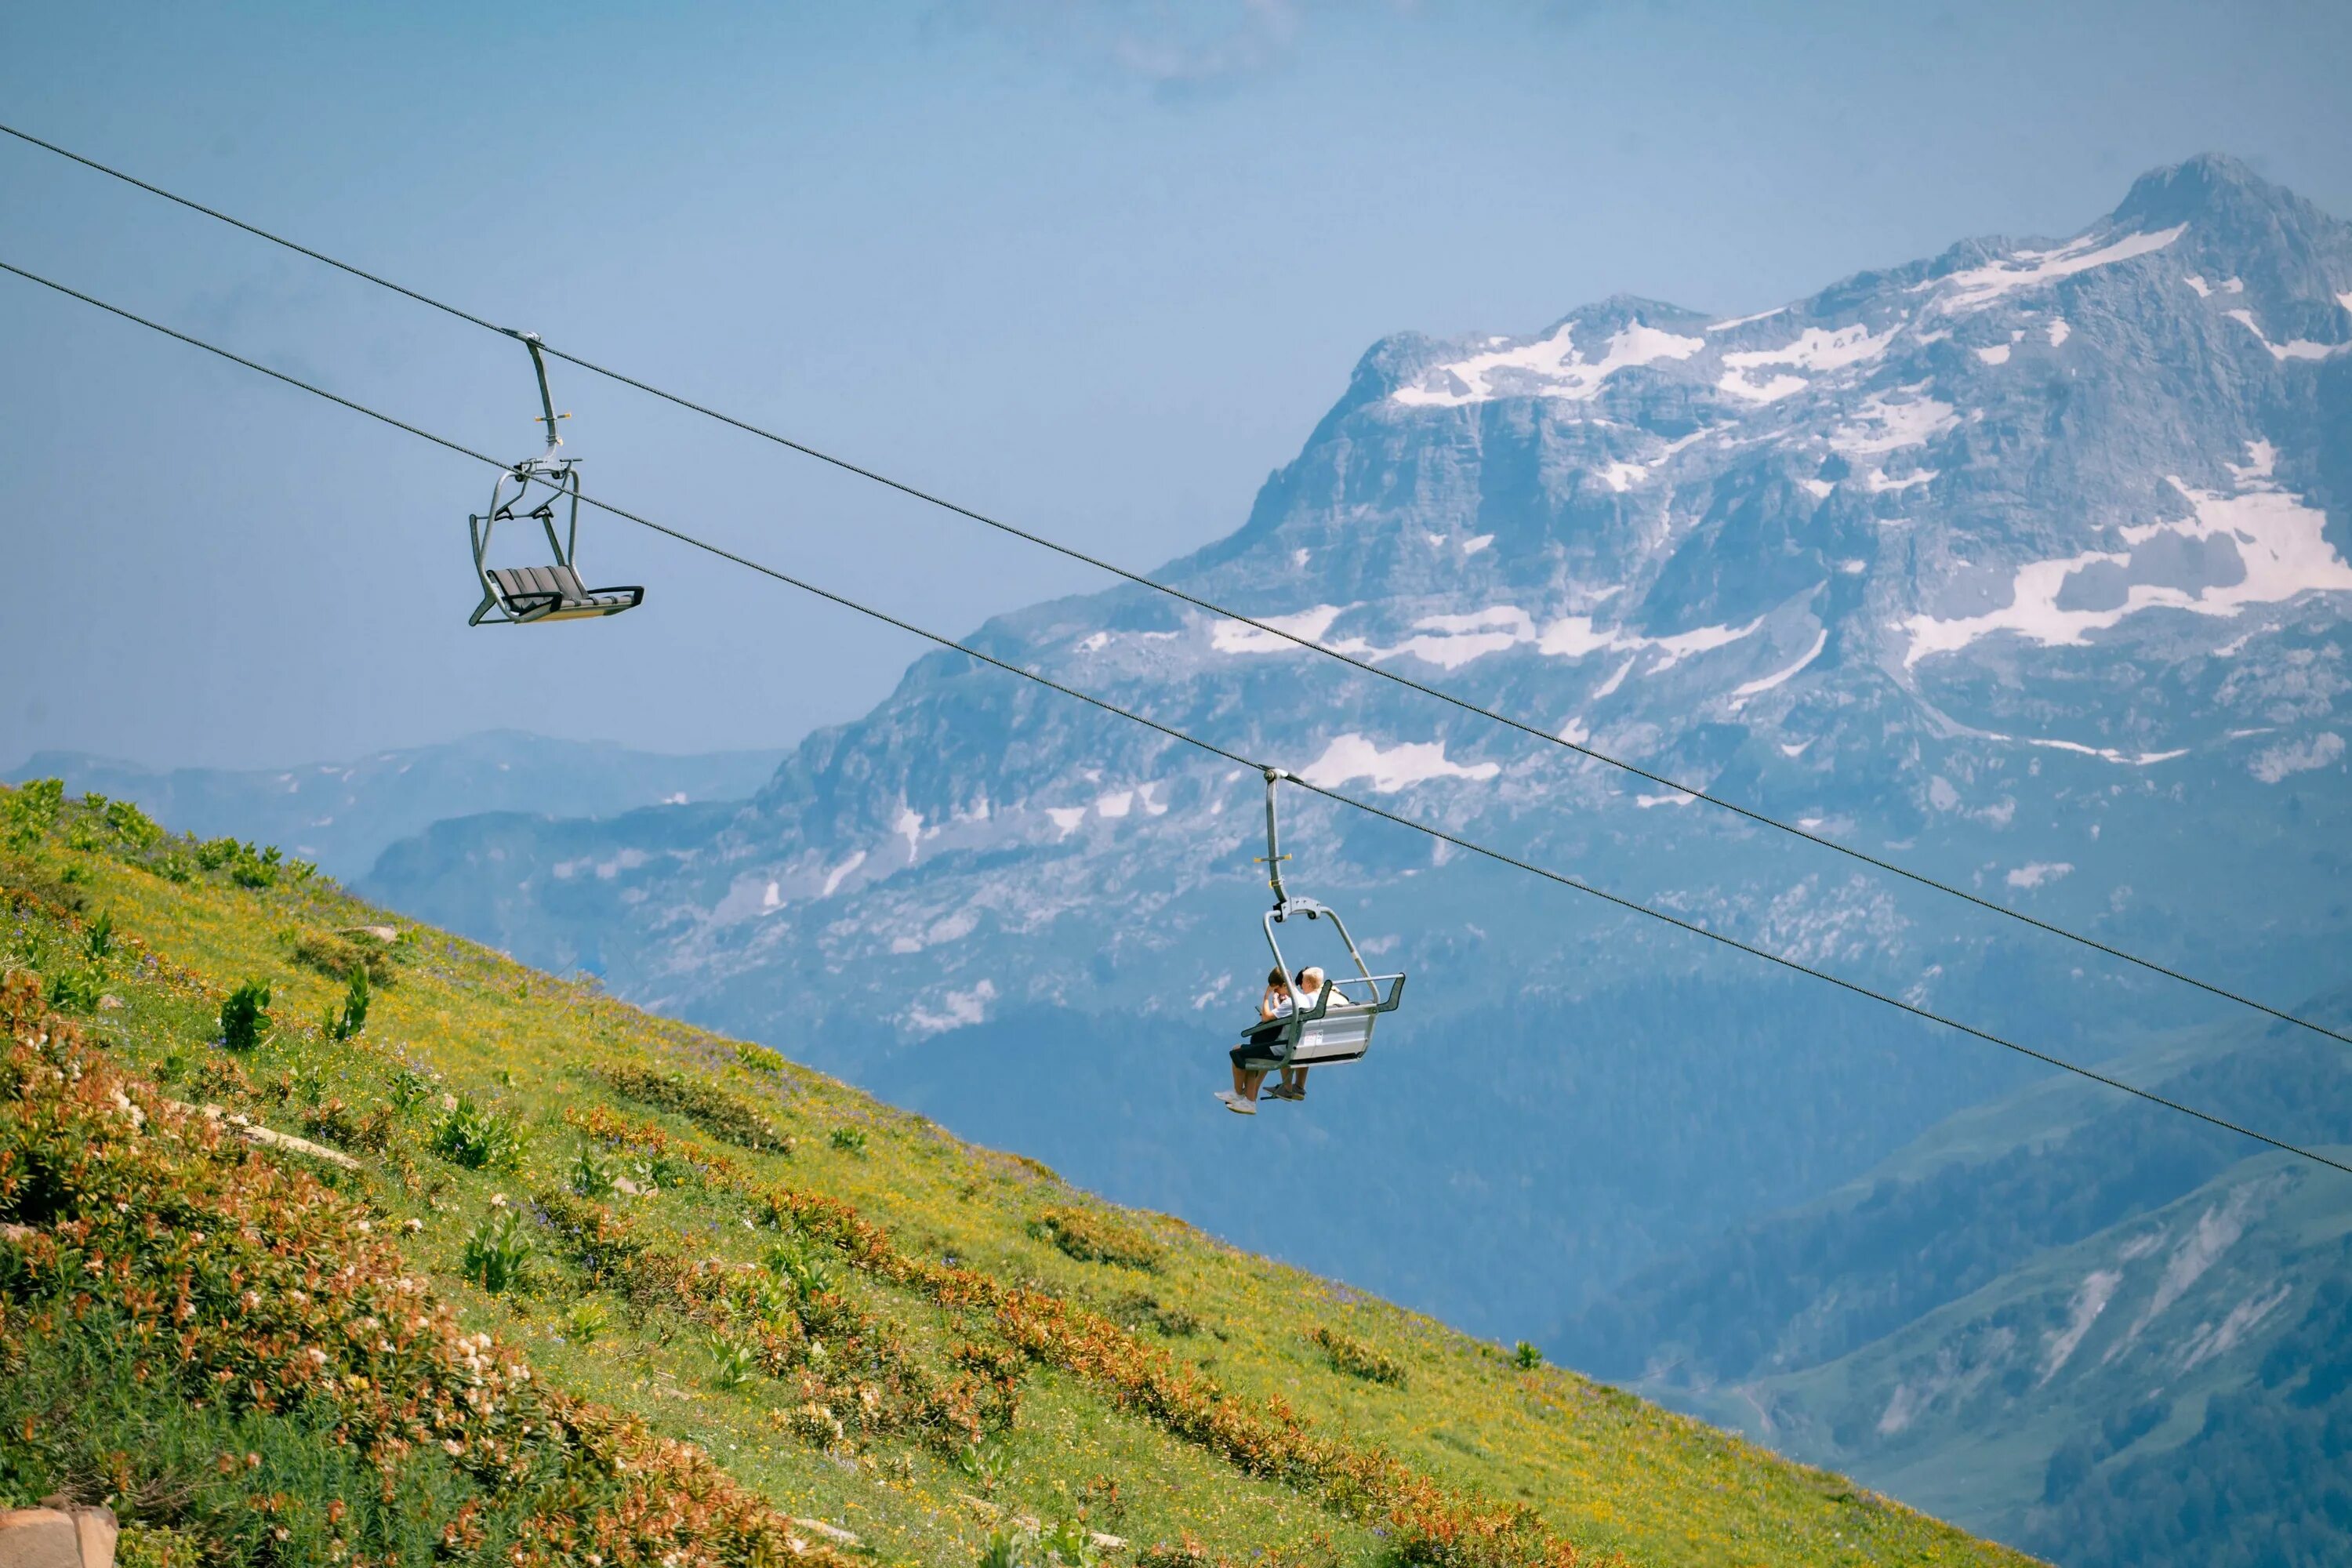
1266, 967, 1326, 1102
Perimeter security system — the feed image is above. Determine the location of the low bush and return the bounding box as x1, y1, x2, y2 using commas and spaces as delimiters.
1310, 1326, 1408, 1388
735, 1041, 787, 1073
289, 929, 394, 988
1031, 1205, 1163, 1271
462, 1206, 535, 1294
429, 1095, 526, 1171
598, 1063, 792, 1153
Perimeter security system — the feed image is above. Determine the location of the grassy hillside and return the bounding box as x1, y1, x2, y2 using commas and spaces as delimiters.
0, 779, 2034, 1566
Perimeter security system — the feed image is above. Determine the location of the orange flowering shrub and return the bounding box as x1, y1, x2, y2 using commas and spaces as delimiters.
563, 1106, 1591, 1564
0, 972, 847, 1566
749, 1160, 1585, 1565
534, 1186, 1015, 1453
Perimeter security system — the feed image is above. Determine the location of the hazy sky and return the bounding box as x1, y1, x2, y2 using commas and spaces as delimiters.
6, 0, 2350, 768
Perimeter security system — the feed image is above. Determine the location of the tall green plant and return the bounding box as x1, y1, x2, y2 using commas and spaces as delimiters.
220, 980, 272, 1051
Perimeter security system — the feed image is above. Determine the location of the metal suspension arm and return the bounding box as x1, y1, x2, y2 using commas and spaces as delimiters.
1258, 767, 1291, 906
505, 328, 564, 462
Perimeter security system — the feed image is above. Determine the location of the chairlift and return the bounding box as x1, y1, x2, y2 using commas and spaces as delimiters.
1232, 767, 1406, 1073
467, 331, 644, 626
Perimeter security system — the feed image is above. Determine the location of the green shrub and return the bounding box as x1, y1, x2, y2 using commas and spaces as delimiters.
462, 1206, 533, 1294
323, 965, 370, 1042
735, 1041, 787, 1073
708, 1335, 758, 1390
3, 778, 64, 848
430, 1095, 527, 1171
45, 967, 103, 1011
1310, 1325, 1408, 1388
1512, 1340, 1544, 1370
829, 1126, 869, 1155
764, 1238, 837, 1298
102, 797, 164, 851
220, 979, 272, 1051
84, 909, 115, 962
598, 1063, 791, 1152
564, 1298, 610, 1345
570, 1143, 618, 1199
1029, 1206, 1162, 1271
229, 844, 281, 889
194, 837, 240, 871
389, 1065, 436, 1113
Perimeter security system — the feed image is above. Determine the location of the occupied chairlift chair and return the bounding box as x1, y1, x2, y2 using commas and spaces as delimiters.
1233, 768, 1406, 1073
468, 331, 644, 626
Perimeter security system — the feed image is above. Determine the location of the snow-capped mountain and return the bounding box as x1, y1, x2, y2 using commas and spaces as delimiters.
365, 154, 2352, 1351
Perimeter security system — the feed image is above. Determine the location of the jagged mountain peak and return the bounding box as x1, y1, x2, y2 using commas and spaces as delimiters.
2112, 151, 2306, 229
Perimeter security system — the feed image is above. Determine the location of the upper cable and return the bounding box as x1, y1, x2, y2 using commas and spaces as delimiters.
5, 251, 2346, 1181
4, 118, 2347, 1053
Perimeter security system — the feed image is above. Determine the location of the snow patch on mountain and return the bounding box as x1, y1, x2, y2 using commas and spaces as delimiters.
1211, 604, 1356, 655
1828, 390, 1958, 456
907, 978, 996, 1036
1717, 323, 1898, 405
1381, 608, 1537, 670
2249, 731, 2345, 783
1866, 466, 1937, 493
2226, 307, 2340, 361
1300, 734, 1500, 793
1922, 223, 2187, 313
1902, 452, 2352, 666
1729, 628, 1829, 703
1537, 615, 1765, 670
1392, 319, 1706, 408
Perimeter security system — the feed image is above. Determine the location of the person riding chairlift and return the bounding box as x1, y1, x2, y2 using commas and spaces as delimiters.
1218, 966, 1325, 1115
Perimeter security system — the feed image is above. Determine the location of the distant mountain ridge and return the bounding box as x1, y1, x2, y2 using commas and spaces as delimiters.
5, 731, 786, 880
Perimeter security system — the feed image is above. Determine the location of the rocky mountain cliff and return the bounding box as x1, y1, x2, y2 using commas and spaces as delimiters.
362, 154, 2352, 1553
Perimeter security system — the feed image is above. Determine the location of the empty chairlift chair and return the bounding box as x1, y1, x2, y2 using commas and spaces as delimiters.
468, 331, 644, 626
1232, 768, 1406, 1074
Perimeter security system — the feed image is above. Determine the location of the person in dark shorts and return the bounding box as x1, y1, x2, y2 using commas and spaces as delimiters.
1217, 967, 1293, 1116
1266, 966, 1326, 1102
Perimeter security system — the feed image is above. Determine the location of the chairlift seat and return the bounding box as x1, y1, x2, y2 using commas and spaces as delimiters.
1232, 906, 1406, 1073
465, 330, 644, 627
482, 564, 644, 623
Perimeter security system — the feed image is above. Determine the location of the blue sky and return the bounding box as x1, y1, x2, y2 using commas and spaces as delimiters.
5, 0, 2350, 767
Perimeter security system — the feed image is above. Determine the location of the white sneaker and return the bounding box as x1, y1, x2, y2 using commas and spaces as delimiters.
1215, 1091, 1257, 1116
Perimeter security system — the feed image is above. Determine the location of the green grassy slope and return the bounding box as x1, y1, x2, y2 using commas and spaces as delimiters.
0, 780, 2035, 1567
